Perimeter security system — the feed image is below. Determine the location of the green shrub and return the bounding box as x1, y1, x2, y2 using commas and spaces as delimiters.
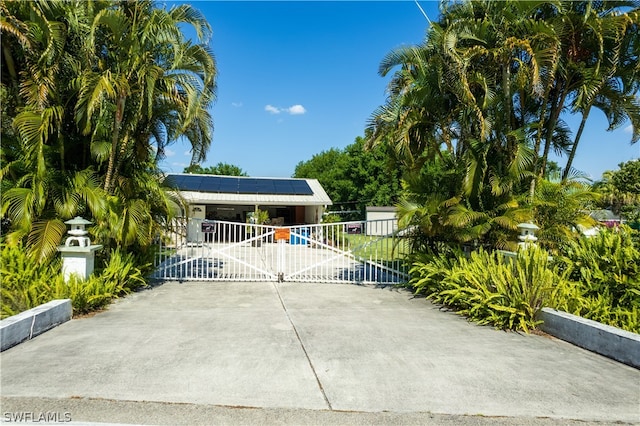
556, 226, 640, 332
62, 275, 118, 315
97, 249, 148, 293
411, 247, 568, 332
1, 245, 148, 318
0, 244, 62, 318
410, 227, 640, 334
559, 226, 640, 306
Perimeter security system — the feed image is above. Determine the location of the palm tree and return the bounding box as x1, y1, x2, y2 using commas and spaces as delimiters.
561, 2, 639, 181
1, 0, 217, 261
74, 0, 217, 193
0, 0, 108, 262
532, 175, 598, 252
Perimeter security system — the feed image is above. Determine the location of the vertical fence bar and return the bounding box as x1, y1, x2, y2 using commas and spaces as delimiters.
152, 218, 408, 284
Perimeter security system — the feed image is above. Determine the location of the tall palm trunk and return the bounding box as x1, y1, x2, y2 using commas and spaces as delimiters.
539, 83, 570, 181
528, 45, 559, 201
2, 44, 20, 97
104, 93, 126, 193
502, 62, 513, 156
562, 103, 592, 181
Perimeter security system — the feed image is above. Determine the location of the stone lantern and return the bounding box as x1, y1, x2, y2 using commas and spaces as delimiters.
57, 216, 102, 282
517, 222, 539, 250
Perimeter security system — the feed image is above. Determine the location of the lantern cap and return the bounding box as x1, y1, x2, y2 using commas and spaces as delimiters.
517, 222, 539, 230
64, 216, 92, 226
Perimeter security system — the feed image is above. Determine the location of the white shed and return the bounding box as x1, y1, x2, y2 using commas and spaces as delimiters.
365, 206, 398, 236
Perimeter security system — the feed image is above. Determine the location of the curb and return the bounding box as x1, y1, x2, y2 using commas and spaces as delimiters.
540, 307, 640, 369
1, 299, 72, 352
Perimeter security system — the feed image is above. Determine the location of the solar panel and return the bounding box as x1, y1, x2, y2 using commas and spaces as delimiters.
188, 175, 205, 191
164, 174, 315, 196
291, 180, 314, 195
199, 177, 220, 192
237, 179, 256, 194
218, 179, 238, 193
273, 180, 290, 194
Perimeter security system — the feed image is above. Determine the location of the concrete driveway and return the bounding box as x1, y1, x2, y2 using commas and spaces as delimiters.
1, 281, 638, 425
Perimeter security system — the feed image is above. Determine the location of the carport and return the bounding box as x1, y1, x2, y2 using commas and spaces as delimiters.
164, 174, 332, 226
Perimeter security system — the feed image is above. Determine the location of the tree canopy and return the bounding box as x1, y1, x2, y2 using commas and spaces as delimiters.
594, 160, 640, 223
366, 0, 638, 250
184, 163, 248, 176
293, 136, 402, 219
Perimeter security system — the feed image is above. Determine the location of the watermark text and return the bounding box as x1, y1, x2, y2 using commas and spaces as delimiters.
3, 411, 72, 423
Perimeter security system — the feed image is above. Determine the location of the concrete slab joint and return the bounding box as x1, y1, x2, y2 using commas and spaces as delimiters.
540, 307, 640, 369
0, 299, 72, 352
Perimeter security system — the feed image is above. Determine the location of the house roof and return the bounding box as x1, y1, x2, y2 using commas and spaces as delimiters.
366, 206, 397, 212
589, 209, 621, 221
164, 174, 332, 206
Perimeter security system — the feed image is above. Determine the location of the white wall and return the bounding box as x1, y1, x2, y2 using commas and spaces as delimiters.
365, 208, 398, 236
189, 204, 206, 220
306, 206, 324, 224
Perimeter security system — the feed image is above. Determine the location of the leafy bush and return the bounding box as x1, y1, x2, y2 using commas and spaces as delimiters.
556, 226, 640, 332
411, 247, 567, 332
1, 245, 148, 318
0, 244, 62, 318
97, 249, 148, 293
410, 227, 640, 333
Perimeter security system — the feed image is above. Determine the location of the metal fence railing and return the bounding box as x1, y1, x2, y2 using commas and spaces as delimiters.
152, 218, 409, 284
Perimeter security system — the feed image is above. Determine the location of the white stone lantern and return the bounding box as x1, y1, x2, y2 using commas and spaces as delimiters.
57, 216, 102, 282
517, 222, 539, 250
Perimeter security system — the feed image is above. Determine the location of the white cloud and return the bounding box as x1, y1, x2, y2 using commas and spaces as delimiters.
287, 104, 306, 115
265, 104, 281, 114
164, 148, 176, 157
232, 102, 243, 107
265, 104, 307, 115
624, 125, 633, 134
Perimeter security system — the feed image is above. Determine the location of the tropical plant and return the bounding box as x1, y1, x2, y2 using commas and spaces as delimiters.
366, 0, 638, 253
593, 160, 640, 224
411, 247, 568, 332
0, 0, 217, 262
530, 175, 598, 251
410, 239, 639, 333
561, 3, 640, 180
558, 225, 640, 313
0, 244, 148, 318
0, 243, 62, 318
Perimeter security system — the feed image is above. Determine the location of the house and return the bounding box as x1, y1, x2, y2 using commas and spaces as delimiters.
164, 173, 332, 225
589, 209, 623, 227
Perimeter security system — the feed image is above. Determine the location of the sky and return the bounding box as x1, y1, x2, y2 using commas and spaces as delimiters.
159, 1, 639, 181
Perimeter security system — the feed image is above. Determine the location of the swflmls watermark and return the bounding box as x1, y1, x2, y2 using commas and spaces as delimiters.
3, 411, 72, 423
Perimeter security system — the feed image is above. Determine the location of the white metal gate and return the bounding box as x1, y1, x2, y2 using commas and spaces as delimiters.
152, 219, 409, 284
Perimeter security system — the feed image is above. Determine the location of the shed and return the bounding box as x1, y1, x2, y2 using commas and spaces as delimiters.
365, 206, 398, 236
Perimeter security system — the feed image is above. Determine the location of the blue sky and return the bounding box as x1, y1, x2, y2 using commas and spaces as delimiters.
160, 1, 639, 181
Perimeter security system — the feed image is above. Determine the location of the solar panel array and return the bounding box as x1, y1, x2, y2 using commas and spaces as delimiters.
164, 174, 314, 196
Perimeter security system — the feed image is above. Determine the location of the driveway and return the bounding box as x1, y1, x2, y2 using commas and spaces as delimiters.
1, 281, 638, 425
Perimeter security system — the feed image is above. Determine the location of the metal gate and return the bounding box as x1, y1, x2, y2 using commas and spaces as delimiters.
152, 219, 409, 284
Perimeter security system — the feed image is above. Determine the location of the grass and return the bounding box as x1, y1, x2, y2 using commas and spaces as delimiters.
346, 234, 410, 264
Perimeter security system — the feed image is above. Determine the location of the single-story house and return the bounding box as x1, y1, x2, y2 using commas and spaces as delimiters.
589, 209, 623, 227
164, 173, 332, 225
